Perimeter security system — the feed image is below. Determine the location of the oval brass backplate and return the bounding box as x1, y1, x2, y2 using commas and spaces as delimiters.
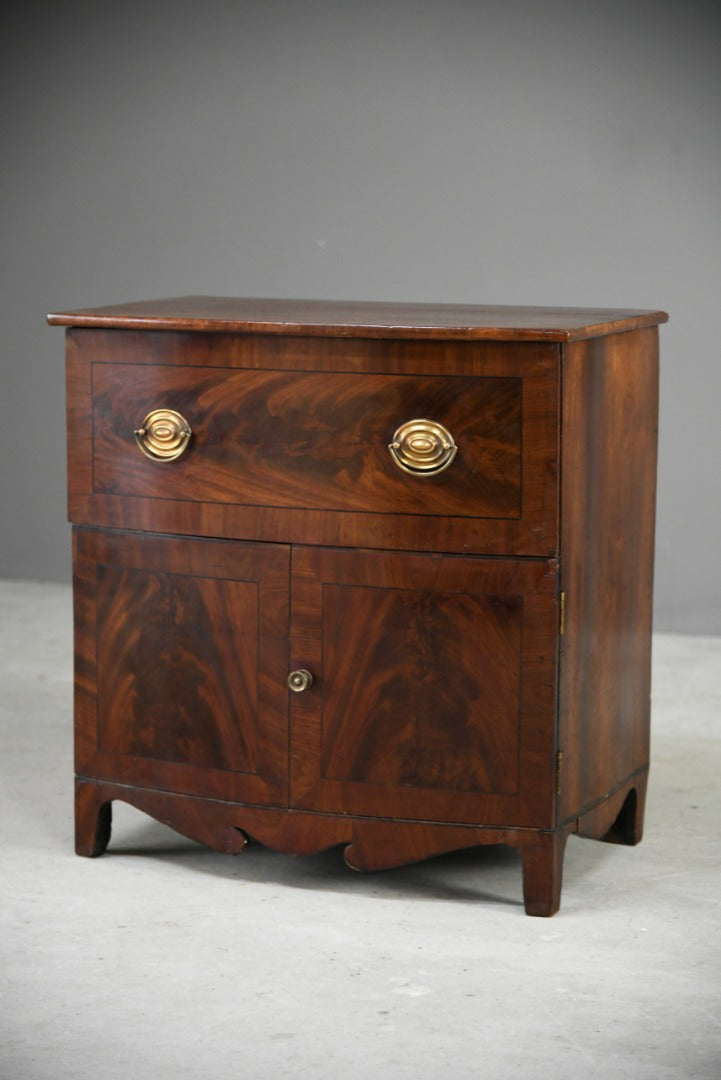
389, 419, 457, 476
134, 409, 192, 462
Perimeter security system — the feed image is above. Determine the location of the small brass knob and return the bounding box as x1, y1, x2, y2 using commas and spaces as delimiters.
288, 669, 314, 693
389, 419, 457, 476
134, 409, 192, 462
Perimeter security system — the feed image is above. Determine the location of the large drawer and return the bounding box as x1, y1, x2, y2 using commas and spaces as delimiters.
67, 334, 559, 555
93, 363, 527, 518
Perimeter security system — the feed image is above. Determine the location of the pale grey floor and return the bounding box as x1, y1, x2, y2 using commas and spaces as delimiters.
1, 580, 720, 1080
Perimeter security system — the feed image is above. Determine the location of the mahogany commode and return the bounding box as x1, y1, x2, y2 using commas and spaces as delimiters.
48, 297, 668, 915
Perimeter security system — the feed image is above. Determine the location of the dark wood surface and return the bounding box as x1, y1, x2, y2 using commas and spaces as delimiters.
557, 326, 659, 827
73, 528, 290, 805
56, 299, 666, 916
66, 328, 559, 556
92, 365, 525, 519
48, 295, 667, 341
74, 779, 570, 915
289, 546, 558, 827
74, 765, 647, 916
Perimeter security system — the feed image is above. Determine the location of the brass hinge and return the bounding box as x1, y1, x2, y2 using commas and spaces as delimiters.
555, 750, 564, 796
559, 591, 566, 636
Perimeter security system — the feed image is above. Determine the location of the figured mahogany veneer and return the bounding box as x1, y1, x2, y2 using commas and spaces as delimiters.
50, 297, 667, 915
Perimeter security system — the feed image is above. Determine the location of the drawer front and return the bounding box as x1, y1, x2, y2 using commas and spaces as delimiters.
80, 355, 558, 553
93, 364, 524, 519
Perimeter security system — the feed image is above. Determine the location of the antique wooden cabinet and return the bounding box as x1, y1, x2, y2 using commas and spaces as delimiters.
48, 297, 667, 915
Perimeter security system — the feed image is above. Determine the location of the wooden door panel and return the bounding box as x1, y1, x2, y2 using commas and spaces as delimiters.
73, 528, 290, 805
96, 567, 259, 771
320, 583, 521, 793
290, 547, 558, 828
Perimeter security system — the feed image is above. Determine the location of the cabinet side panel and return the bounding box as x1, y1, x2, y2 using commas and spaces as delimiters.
558, 328, 659, 823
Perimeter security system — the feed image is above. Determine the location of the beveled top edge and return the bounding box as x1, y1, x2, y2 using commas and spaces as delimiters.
47, 295, 669, 341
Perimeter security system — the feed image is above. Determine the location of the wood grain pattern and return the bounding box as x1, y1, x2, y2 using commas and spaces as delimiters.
55, 298, 667, 916
66, 325, 557, 371
557, 327, 659, 828
519, 829, 570, 917
574, 769, 647, 845
67, 494, 553, 558
289, 546, 558, 827
97, 565, 258, 771
66, 329, 559, 556
49, 295, 668, 342
73, 528, 290, 805
92, 365, 524, 519
319, 583, 522, 792
74, 778, 571, 915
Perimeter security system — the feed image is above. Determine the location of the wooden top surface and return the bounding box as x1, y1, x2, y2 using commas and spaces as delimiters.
47, 296, 668, 341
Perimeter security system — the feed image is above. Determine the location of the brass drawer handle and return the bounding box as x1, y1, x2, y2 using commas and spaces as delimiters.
288, 669, 314, 693
134, 409, 192, 462
389, 419, 457, 476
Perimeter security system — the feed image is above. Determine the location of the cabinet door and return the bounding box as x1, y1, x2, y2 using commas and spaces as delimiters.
290, 547, 558, 828
73, 529, 290, 806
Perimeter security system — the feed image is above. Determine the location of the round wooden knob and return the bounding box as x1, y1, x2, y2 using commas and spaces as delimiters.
134, 409, 192, 462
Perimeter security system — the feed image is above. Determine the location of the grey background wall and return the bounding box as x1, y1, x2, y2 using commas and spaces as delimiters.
1, 0, 719, 632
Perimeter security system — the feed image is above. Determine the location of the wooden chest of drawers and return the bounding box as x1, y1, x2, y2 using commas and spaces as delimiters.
48, 297, 667, 915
